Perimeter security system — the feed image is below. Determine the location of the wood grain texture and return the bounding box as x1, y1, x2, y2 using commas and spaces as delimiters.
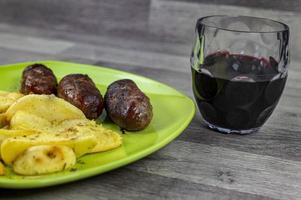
126, 141, 301, 199
0, 169, 276, 200
149, 0, 301, 60
168, 0, 301, 12
0, 0, 300, 199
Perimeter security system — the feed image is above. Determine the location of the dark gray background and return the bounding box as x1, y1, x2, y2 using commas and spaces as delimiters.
0, 1, 301, 199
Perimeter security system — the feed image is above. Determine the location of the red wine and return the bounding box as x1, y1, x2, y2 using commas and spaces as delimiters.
192, 51, 287, 131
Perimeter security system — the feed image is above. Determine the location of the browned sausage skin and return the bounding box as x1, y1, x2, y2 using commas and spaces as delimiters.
57, 74, 104, 120
20, 64, 57, 95
104, 79, 153, 131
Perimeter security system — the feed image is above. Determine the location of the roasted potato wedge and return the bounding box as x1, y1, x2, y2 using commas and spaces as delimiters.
10, 111, 52, 133
13, 145, 76, 175
0, 129, 37, 144
90, 128, 122, 153
55, 119, 91, 132
59, 119, 122, 153
9, 112, 121, 154
0, 129, 37, 160
0, 161, 5, 175
6, 94, 85, 122
0, 91, 23, 113
85, 123, 122, 153
10, 111, 86, 133
1, 130, 97, 165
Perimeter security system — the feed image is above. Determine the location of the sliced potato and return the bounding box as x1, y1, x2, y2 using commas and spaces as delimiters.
9, 113, 121, 154
59, 119, 122, 153
0, 129, 36, 160
90, 129, 122, 153
0, 129, 37, 144
0, 161, 5, 175
6, 94, 85, 122
56, 119, 91, 132
87, 124, 122, 153
10, 111, 52, 133
13, 145, 76, 175
1, 130, 97, 165
10, 112, 86, 133
0, 92, 23, 113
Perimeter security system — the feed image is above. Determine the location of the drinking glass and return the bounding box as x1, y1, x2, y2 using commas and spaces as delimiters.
190, 15, 290, 134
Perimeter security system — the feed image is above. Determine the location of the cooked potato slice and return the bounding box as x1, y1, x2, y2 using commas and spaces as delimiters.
13, 145, 76, 175
86, 124, 122, 153
9, 113, 121, 154
90, 128, 122, 153
0, 129, 37, 160
10, 111, 52, 133
0, 92, 23, 113
0, 129, 37, 144
56, 119, 91, 132
1, 130, 97, 165
0, 161, 5, 175
59, 119, 122, 153
6, 94, 85, 122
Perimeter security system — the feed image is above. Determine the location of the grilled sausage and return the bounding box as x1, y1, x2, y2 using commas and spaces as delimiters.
104, 79, 153, 131
20, 64, 57, 95
57, 74, 104, 119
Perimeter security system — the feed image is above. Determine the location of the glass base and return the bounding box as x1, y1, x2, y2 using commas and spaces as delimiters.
203, 120, 260, 135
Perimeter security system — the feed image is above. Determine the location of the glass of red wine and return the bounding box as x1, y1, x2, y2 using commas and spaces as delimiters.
191, 15, 290, 134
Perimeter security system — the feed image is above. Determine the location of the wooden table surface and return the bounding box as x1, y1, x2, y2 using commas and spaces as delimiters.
0, 1, 301, 199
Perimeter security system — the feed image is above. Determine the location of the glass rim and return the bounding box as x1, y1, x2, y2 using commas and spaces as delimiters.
197, 15, 289, 34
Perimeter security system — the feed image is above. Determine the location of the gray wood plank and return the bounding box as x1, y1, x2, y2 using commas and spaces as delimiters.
0, 47, 53, 64
169, 0, 301, 12
0, 33, 74, 55
0, 168, 277, 200
126, 140, 301, 200
178, 115, 301, 162
94, 60, 192, 94
1, 0, 300, 62
0, 0, 151, 38
0, 23, 191, 57
61, 44, 189, 73
149, 0, 301, 61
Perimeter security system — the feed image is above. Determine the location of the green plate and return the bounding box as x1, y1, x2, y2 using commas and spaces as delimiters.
0, 61, 195, 189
